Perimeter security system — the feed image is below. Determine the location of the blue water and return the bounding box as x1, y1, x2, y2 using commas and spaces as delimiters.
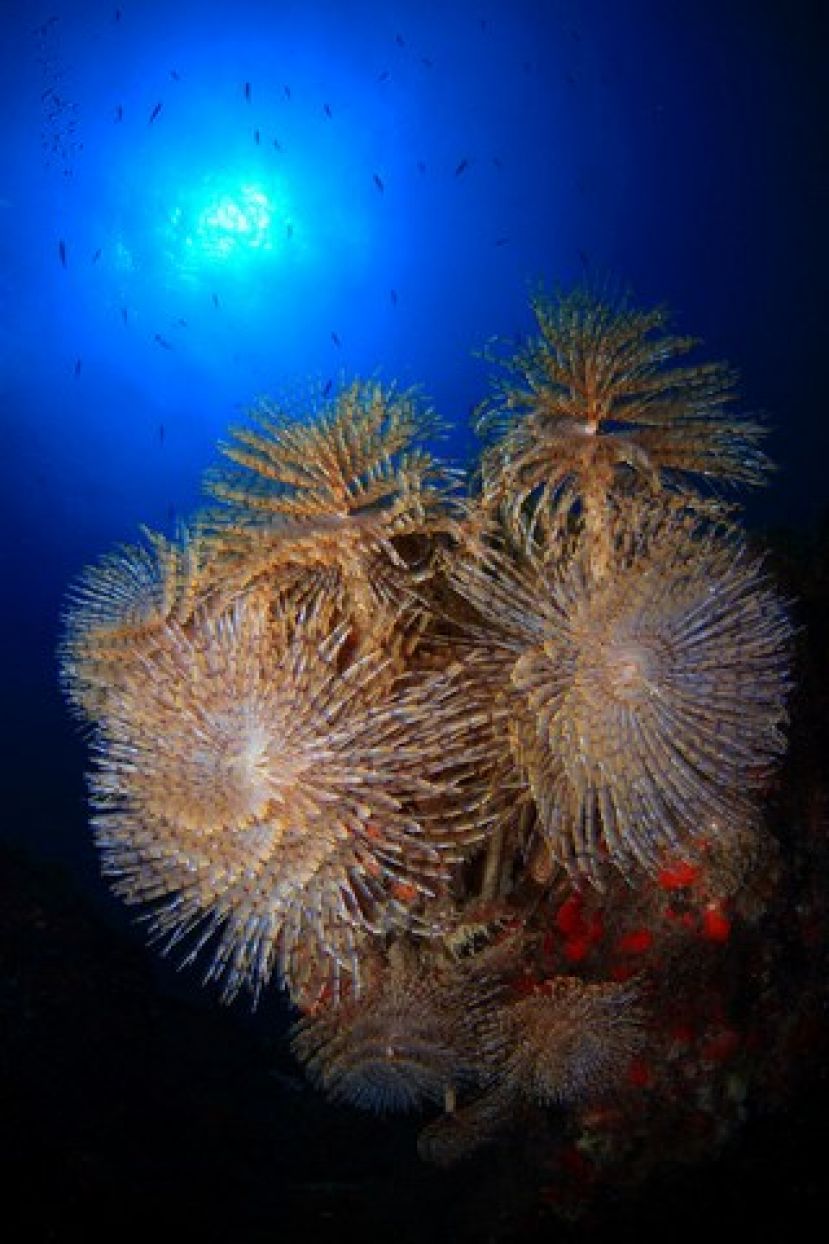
1, 0, 824, 867
0, 0, 822, 908
0, 0, 822, 884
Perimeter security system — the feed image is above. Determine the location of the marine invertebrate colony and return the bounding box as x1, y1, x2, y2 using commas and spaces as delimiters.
60, 288, 797, 1187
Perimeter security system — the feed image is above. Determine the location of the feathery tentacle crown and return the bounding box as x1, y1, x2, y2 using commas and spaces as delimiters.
87, 591, 490, 1003
202, 379, 455, 633
491, 977, 644, 1107
449, 505, 793, 881
291, 939, 503, 1113
59, 523, 211, 723
476, 285, 769, 544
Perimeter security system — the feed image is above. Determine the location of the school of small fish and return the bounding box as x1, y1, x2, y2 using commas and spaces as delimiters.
41, 8, 589, 413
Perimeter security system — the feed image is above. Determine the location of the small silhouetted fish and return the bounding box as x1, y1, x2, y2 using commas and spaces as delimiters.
153, 333, 173, 350
322, 378, 333, 397
114, 104, 123, 122
253, 128, 260, 144
58, 239, 68, 266
494, 236, 509, 247
73, 357, 82, 377
176, 317, 188, 327
272, 137, 283, 151
120, 305, 128, 324
158, 424, 165, 444
148, 100, 163, 125
323, 102, 332, 117
244, 81, 251, 102
492, 156, 503, 169
377, 70, 390, 82
417, 159, 426, 174
420, 56, 433, 68
114, 8, 122, 21
330, 330, 341, 347
373, 172, 384, 193
454, 158, 469, 176
395, 33, 405, 46
170, 69, 181, 81
91, 247, 101, 263
211, 292, 220, 308
390, 288, 398, 305
285, 223, 293, 239
283, 84, 291, 99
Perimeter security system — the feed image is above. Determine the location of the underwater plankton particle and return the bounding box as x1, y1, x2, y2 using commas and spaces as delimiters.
476, 286, 769, 535
87, 593, 491, 1003
450, 516, 793, 880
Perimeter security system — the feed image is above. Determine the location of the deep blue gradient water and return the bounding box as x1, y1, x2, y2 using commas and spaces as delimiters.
0, 2, 826, 1236
4, 0, 825, 866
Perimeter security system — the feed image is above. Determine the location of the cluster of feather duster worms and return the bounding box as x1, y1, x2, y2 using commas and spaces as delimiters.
60, 285, 794, 1171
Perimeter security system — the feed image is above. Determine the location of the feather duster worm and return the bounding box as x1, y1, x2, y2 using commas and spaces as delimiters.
476, 285, 769, 550
59, 523, 209, 722
414, 975, 643, 1163
449, 506, 793, 881
85, 592, 492, 1003
493, 977, 644, 1106
291, 939, 502, 1113
200, 379, 456, 639
59, 288, 800, 1186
